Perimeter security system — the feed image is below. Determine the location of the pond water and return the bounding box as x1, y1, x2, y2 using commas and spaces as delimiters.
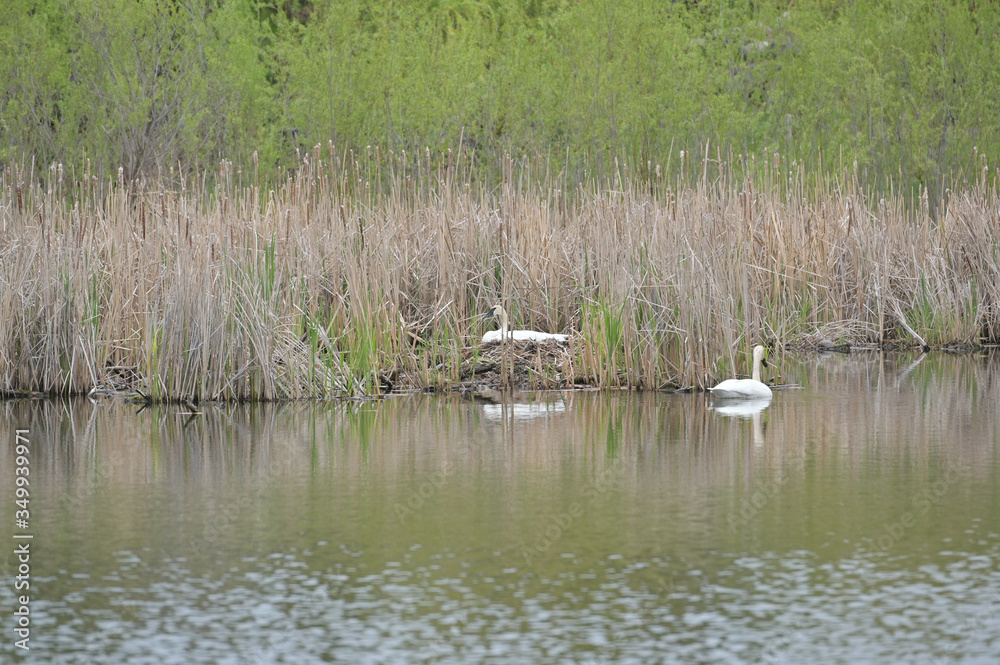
2, 350, 999, 664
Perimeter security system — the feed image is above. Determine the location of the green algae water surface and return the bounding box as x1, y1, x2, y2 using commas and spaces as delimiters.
1, 350, 998, 664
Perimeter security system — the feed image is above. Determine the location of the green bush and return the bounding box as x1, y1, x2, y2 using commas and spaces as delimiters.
2, 0, 997, 199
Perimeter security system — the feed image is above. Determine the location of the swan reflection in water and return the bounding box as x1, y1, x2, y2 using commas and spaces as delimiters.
709, 398, 771, 418
481, 400, 566, 421
710, 396, 770, 447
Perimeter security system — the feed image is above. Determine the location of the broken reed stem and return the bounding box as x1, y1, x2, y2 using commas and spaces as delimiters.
892, 301, 931, 352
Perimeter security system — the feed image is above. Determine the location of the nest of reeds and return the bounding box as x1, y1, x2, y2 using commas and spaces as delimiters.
88, 365, 145, 400
460, 339, 575, 390
427, 339, 577, 391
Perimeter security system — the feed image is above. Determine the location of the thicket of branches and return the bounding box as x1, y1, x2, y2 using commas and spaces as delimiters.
2, 0, 999, 206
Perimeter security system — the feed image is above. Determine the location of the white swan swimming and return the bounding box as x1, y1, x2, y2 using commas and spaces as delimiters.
481, 304, 569, 344
709, 345, 773, 399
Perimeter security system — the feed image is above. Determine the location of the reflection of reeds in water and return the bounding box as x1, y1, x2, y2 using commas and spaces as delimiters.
2, 151, 998, 400
4, 354, 995, 570
7, 352, 995, 489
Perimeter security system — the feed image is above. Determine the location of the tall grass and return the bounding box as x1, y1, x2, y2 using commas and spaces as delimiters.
1, 148, 998, 400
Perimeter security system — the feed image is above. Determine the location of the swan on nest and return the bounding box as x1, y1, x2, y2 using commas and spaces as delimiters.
481, 304, 569, 344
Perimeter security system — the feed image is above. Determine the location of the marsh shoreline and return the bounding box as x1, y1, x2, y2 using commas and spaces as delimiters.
4, 345, 996, 405
2, 151, 998, 402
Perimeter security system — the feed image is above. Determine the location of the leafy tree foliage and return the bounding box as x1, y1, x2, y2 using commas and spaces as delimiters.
2, 0, 997, 196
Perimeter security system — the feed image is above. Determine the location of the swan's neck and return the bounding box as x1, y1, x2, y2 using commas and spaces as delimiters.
498, 308, 509, 339
751, 355, 762, 383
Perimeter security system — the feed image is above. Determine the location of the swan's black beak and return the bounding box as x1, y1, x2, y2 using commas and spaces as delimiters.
483, 306, 497, 319
761, 356, 769, 368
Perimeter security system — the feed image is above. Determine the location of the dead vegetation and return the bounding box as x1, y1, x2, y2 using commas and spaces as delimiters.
1, 148, 998, 400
